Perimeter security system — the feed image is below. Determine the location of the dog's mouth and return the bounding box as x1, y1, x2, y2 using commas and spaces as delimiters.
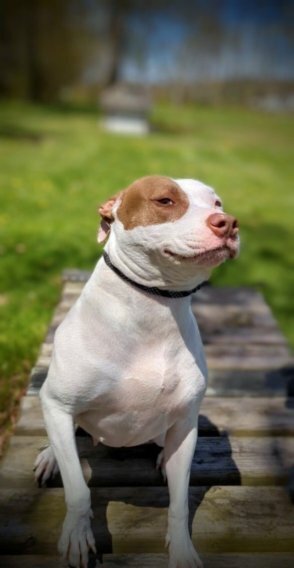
163, 245, 237, 267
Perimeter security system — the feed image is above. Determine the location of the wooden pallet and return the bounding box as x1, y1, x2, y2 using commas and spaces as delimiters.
0, 271, 293, 567
29, 273, 292, 396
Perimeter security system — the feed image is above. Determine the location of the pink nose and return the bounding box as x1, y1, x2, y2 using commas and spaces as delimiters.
206, 213, 239, 238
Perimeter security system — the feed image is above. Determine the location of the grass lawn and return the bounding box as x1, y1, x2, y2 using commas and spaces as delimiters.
0, 100, 293, 447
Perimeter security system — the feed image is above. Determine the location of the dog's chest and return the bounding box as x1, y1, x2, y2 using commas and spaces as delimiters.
77, 342, 204, 447
114, 344, 195, 406
58, 278, 206, 446
100, 339, 199, 407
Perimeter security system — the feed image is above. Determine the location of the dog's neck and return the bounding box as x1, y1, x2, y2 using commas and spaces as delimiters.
103, 251, 207, 299
104, 234, 210, 293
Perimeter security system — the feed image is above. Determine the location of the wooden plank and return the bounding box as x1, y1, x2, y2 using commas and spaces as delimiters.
58, 280, 288, 349
202, 328, 288, 346
204, 344, 291, 370
45, 325, 288, 348
45, 282, 288, 346
29, 362, 291, 397
46, 287, 288, 347
200, 396, 294, 436
62, 269, 91, 283
59, 275, 274, 314
1, 435, 294, 489
194, 286, 275, 308
193, 303, 280, 332
32, 354, 292, 397
14, 396, 45, 435
44, 286, 288, 347
206, 370, 290, 397
36, 342, 291, 370
33, 348, 291, 377
27, 367, 47, 395
28, 279, 292, 395
1, 553, 294, 568
15, 396, 294, 437
0, 487, 293, 554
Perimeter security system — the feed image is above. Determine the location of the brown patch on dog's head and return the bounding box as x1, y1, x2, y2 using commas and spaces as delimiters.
117, 175, 189, 230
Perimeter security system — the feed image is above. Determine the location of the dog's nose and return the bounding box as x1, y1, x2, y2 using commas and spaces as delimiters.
206, 213, 239, 238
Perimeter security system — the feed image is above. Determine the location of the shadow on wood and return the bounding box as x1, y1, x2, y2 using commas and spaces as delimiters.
38, 416, 241, 560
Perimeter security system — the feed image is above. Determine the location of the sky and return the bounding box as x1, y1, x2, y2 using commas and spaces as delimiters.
119, 0, 294, 83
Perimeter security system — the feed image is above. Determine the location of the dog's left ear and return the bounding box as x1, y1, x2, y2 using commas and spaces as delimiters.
97, 194, 120, 243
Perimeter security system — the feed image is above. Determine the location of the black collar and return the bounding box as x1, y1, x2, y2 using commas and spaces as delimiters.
103, 251, 207, 299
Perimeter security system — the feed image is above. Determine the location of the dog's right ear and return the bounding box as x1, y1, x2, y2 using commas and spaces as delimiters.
97, 194, 120, 243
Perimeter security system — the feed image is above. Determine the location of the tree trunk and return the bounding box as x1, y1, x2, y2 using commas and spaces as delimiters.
105, 0, 130, 87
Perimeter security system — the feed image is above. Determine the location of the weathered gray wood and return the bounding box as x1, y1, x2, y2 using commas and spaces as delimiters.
29, 361, 293, 397
2, 273, 293, 565
193, 299, 279, 327
0, 487, 293, 554
14, 396, 44, 435
194, 286, 278, 308
204, 344, 290, 370
201, 396, 294, 436
202, 328, 288, 345
1, 553, 294, 568
62, 269, 91, 282
27, 367, 47, 395
58, 281, 285, 329
206, 369, 293, 397
28, 278, 292, 395
46, 281, 287, 335
47, 283, 289, 345
35, 342, 291, 371
28, 368, 293, 397
15, 395, 294, 437
45, 325, 288, 347
1, 435, 293, 489
57, 275, 281, 317
57, 281, 286, 345
46, 286, 288, 346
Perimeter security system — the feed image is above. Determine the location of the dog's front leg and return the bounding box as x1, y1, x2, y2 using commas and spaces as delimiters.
164, 416, 203, 568
40, 390, 96, 567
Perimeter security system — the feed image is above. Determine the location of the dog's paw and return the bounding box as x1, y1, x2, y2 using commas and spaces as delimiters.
167, 533, 203, 568
58, 508, 96, 568
34, 446, 59, 486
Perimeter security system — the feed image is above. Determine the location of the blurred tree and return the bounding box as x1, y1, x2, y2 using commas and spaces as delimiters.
0, 0, 95, 101
105, 0, 131, 86
0, 0, 292, 103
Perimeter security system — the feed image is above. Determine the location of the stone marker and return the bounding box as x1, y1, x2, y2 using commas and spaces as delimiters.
100, 83, 151, 135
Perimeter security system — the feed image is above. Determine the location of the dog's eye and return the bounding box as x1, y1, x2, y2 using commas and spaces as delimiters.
155, 198, 174, 206
215, 200, 222, 208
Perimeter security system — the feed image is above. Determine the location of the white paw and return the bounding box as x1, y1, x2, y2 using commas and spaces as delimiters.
156, 449, 167, 482
34, 446, 59, 485
58, 508, 96, 568
167, 532, 203, 568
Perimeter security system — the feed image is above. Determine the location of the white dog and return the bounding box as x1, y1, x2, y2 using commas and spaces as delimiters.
35, 175, 239, 568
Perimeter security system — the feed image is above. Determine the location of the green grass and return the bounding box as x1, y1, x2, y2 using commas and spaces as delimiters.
0, 100, 293, 434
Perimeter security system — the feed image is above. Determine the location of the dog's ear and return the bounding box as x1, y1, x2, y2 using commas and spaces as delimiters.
97, 194, 120, 243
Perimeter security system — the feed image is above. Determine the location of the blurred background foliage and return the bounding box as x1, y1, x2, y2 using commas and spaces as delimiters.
1, 0, 293, 105
0, 0, 293, 445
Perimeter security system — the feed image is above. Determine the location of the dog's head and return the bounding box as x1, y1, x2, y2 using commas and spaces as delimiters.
98, 175, 239, 290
